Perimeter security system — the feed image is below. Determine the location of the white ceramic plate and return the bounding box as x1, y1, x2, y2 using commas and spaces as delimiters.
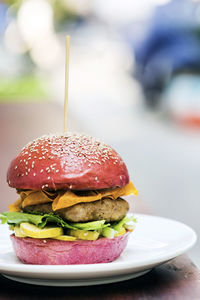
0, 214, 197, 286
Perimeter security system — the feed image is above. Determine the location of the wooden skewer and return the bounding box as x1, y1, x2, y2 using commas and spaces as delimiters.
64, 35, 70, 133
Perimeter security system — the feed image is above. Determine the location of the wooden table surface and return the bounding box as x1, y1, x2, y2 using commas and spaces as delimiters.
0, 102, 200, 299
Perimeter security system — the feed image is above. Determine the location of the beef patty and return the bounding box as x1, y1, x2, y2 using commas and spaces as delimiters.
23, 197, 129, 222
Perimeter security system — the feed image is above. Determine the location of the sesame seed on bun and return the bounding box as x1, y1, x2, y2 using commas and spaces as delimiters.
7, 133, 129, 191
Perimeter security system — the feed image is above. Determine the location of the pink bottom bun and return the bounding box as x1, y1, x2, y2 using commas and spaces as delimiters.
10, 232, 129, 265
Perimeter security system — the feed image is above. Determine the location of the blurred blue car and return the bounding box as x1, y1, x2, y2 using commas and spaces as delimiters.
132, 0, 200, 108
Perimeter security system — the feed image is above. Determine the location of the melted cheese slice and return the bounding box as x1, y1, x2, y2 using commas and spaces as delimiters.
9, 181, 138, 212
9, 198, 22, 212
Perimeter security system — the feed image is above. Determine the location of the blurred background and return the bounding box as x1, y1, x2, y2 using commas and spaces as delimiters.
0, 0, 200, 266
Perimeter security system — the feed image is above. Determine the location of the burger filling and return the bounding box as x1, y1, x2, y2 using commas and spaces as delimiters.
0, 182, 138, 241
23, 198, 129, 222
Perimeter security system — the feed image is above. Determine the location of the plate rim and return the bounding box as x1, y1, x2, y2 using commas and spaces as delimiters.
2, 269, 151, 286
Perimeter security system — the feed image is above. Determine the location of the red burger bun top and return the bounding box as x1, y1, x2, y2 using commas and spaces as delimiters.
7, 133, 129, 191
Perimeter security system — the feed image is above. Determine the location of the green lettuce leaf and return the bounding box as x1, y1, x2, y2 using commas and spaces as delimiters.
0, 212, 108, 231
0, 213, 7, 224
0, 212, 136, 234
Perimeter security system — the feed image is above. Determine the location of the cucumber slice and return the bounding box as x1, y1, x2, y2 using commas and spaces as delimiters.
54, 235, 76, 241
71, 220, 106, 231
101, 227, 116, 239
112, 215, 137, 232
14, 226, 26, 237
69, 229, 99, 240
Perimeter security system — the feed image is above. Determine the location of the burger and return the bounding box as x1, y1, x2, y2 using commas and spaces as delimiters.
0, 133, 138, 265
